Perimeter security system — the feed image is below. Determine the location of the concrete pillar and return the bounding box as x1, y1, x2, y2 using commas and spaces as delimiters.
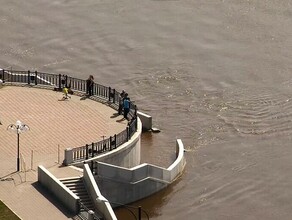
88, 210, 94, 220
137, 111, 152, 131
64, 148, 73, 165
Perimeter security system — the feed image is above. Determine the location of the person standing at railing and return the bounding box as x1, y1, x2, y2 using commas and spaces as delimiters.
123, 93, 130, 120
86, 75, 94, 96
61, 75, 66, 88
118, 90, 126, 115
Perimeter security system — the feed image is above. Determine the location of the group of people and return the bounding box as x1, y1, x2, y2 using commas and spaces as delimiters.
61, 74, 94, 100
60, 74, 132, 120
118, 90, 131, 121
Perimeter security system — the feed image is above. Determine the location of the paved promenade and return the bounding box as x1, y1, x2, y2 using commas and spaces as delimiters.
0, 86, 127, 219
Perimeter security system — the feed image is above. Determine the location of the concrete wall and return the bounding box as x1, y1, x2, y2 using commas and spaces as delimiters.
167, 139, 186, 181
83, 164, 117, 220
74, 117, 142, 169
137, 111, 152, 131
95, 139, 186, 205
37, 165, 80, 214
37, 139, 185, 217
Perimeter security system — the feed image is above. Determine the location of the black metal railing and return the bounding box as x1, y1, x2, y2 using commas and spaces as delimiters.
71, 117, 137, 162
1, 68, 138, 163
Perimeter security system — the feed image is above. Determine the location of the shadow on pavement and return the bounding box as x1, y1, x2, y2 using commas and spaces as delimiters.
32, 182, 76, 218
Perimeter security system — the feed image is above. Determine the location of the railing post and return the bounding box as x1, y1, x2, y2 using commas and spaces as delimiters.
1, 69, 4, 81
86, 144, 89, 159
91, 142, 94, 158
127, 126, 130, 141
138, 206, 142, 220
28, 70, 30, 85
35, 71, 38, 85
64, 148, 73, 165
58, 74, 62, 90
114, 134, 117, 148
90, 160, 94, 172
113, 89, 116, 103
108, 87, 111, 102
110, 136, 112, 151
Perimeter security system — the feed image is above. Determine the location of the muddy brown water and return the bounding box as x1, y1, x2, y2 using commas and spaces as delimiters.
0, 1, 292, 219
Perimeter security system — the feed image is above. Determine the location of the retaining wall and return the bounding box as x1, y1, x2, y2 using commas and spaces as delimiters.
94, 139, 186, 205
73, 117, 142, 169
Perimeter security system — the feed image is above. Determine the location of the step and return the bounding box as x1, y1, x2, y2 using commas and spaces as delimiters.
75, 192, 89, 197
66, 184, 85, 189
60, 176, 100, 218
61, 180, 83, 185
60, 177, 82, 182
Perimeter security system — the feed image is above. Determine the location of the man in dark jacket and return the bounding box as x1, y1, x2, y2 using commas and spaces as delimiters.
86, 75, 94, 96
118, 90, 126, 115
123, 93, 130, 120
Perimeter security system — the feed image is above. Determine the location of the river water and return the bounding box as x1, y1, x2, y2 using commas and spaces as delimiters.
1, 1, 292, 219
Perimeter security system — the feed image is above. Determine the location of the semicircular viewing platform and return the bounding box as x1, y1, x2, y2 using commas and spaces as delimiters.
0, 85, 128, 177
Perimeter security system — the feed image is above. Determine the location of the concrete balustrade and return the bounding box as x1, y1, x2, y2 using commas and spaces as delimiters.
38, 166, 80, 214
83, 164, 117, 220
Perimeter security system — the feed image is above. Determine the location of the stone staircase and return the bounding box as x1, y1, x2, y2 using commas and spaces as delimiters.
60, 177, 103, 219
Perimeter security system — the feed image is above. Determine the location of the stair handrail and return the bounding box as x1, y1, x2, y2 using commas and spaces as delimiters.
78, 201, 102, 220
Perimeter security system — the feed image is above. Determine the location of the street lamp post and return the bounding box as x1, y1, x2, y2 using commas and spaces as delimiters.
7, 120, 30, 172
96, 196, 149, 220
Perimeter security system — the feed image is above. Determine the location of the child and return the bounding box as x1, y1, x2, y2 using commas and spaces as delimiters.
60, 87, 71, 101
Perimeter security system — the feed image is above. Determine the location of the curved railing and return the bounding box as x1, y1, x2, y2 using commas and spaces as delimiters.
0, 68, 138, 163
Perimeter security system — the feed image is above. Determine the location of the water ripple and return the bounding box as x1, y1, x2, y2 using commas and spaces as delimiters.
218, 89, 292, 136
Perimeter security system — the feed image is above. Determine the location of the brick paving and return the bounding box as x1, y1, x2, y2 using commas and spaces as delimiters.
0, 85, 127, 220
